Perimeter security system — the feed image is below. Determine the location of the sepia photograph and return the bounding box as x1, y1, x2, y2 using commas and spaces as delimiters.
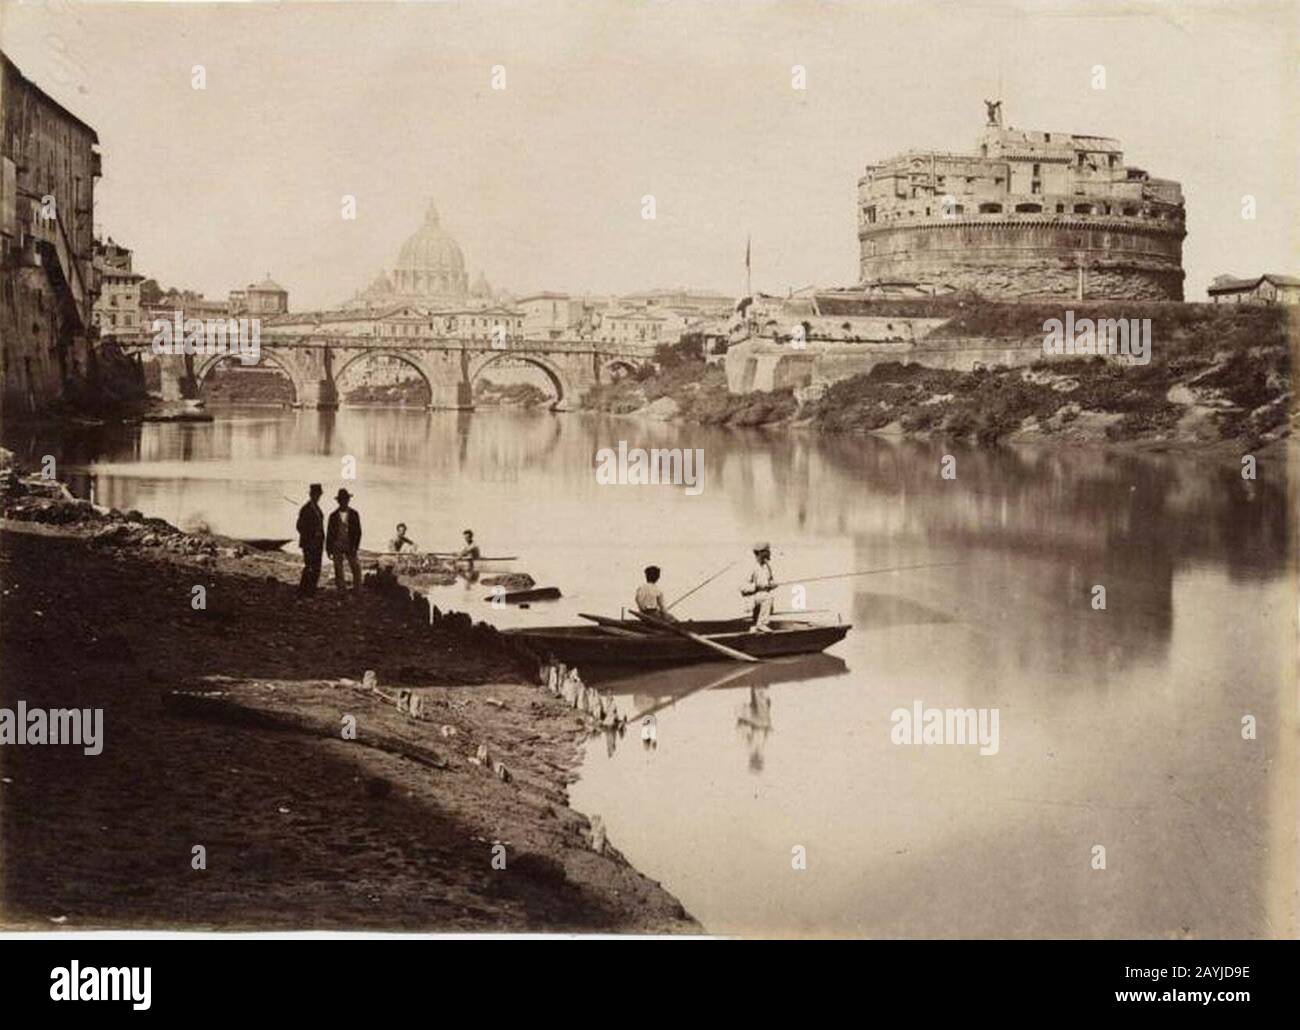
0, 0, 1296, 980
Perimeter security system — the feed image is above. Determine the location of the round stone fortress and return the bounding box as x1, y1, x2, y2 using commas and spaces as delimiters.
857, 104, 1186, 300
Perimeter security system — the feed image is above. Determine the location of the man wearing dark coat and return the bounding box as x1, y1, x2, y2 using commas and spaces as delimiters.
326, 488, 364, 592
295, 483, 325, 596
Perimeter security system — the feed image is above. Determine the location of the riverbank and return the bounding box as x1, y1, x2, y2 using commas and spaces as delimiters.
0, 463, 696, 933
581, 302, 1296, 452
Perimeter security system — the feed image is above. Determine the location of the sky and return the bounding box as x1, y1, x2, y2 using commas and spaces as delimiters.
4, 0, 1297, 310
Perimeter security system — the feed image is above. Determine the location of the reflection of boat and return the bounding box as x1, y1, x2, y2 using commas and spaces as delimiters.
239, 537, 292, 551
505, 618, 850, 667
586, 651, 849, 692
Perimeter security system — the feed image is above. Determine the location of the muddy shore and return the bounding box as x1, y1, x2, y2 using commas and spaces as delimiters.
0, 473, 697, 933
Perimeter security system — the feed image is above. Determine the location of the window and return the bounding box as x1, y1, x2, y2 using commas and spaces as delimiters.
978, 202, 1002, 213
1015, 203, 1042, 213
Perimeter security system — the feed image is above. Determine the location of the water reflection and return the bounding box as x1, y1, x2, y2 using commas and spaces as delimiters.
3, 408, 1292, 936
592, 653, 849, 766
735, 688, 773, 773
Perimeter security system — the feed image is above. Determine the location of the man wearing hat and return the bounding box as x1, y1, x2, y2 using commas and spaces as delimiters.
295, 483, 325, 597
326, 488, 364, 592
740, 541, 776, 632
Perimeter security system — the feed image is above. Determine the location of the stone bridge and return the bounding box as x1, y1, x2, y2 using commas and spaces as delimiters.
138, 335, 655, 410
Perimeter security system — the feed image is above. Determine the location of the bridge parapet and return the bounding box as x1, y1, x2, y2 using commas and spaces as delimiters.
120, 329, 655, 410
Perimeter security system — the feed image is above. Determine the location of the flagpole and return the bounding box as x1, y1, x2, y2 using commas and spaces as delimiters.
746, 233, 752, 300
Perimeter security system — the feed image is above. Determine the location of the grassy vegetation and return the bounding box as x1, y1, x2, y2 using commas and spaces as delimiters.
473, 380, 554, 407
580, 301, 1294, 446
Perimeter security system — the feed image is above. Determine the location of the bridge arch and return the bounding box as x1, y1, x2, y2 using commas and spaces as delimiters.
194, 350, 304, 404
469, 352, 571, 411
332, 349, 435, 406
601, 357, 645, 381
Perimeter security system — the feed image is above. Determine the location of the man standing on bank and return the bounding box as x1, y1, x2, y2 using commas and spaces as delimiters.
295, 483, 325, 597
327, 488, 364, 592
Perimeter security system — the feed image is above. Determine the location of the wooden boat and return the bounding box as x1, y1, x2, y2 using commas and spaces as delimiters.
359, 550, 517, 574
504, 617, 850, 666
485, 586, 561, 604
239, 537, 292, 551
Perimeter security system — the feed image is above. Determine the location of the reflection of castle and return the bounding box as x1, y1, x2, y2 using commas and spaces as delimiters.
345, 200, 496, 310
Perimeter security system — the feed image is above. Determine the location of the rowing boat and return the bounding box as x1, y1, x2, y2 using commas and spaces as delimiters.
504, 617, 850, 666
358, 550, 517, 574
485, 586, 562, 604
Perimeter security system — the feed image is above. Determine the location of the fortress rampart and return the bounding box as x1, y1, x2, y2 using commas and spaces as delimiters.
857, 105, 1186, 300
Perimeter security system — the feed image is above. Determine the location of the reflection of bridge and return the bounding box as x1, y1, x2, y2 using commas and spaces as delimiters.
141, 335, 656, 410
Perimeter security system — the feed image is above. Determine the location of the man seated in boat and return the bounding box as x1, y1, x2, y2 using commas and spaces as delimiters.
634, 565, 678, 622
457, 529, 481, 562
389, 523, 418, 554
740, 542, 776, 632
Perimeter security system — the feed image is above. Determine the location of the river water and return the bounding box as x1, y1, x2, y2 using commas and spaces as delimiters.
6, 407, 1294, 937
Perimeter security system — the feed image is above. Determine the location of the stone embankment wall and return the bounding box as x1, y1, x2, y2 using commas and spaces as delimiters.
724, 332, 1123, 395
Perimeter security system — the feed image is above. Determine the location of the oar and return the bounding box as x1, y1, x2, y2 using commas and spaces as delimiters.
772, 560, 963, 588
421, 551, 516, 559
628, 608, 759, 663
579, 612, 659, 634
625, 663, 758, 722
666, 561, 737, 612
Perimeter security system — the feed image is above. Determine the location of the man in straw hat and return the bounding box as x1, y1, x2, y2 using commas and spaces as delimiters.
740, 541, 776, 632
326, 488, 364, 592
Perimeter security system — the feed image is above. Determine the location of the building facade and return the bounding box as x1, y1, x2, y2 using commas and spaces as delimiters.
91, 238, 143, 339
1207, 274, 1300, 306
857, 103, 1186, 300
230, 274, 289, 316
265, 304, 523, 343
1, 52, 101, 414
519, 292, 588, 340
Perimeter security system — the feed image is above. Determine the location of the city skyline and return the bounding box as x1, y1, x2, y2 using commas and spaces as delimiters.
4, 1, 1296, 309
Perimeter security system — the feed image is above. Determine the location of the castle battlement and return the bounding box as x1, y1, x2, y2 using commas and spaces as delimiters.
856, 105, 1186, 300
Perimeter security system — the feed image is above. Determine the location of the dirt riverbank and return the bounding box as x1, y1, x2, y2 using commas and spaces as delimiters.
0, 471, 697, 933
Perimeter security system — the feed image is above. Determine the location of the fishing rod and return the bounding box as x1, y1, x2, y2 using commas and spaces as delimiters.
666, 560, 738, 611
771, 560, 964, 589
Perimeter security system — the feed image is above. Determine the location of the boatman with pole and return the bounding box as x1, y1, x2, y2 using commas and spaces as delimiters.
740, 542, 777, 632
